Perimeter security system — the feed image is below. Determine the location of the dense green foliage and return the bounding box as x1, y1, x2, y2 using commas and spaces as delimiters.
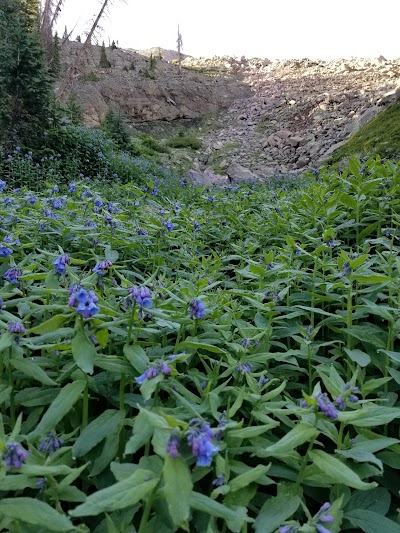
329, 102, 400, 164
0, 155, 399, 532
0, 0, 53, 151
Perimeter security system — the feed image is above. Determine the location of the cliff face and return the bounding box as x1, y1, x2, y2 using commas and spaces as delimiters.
60, 42, 250, 126
61, 43, 400, 175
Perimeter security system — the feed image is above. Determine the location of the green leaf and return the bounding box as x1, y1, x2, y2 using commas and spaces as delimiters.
353, 275, 391, 284
72, 328, 97, 374
228, 422, 279, 439
254, 485, 301, 533
73, 409, 125, 458
11, 358, 57, 386
178, 341, 227, 354
29, 314, 70, 335
345, 325, 387, 348
228, 387, 245, 418
229, 464, 271, 492
344, 348, 371, 367
69, 469, 159, 517
339, 405, 400, 427
28, 380, 85, 440
345, 487, 391, 515
163, 456, 192, 528
123, 345, 149, 373
190, 492, 250, 533
105, 248, 119, 262
0, 497, 74, 531
345, 509, 400, 533
309, 450, 377, 490
263, 424, 319, 456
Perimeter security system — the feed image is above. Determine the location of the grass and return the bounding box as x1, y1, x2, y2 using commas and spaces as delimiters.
328, 101, 400, 165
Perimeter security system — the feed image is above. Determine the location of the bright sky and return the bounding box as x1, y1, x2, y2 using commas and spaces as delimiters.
56, 0, 400, 60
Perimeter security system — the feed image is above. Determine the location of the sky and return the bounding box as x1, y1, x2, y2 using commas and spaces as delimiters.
56, 0, 400, 60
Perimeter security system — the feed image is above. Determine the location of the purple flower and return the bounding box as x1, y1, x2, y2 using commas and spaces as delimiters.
36, 477, 47, 493
162, 220, 175, 232
128, 286, 153, 308
341, 262, 351, 277
53, 254, 70, 275
259, 374, 269, 386
8, 322, 25, 334
166, 434, 180, 458
38, 432, 64, 455
68, 182, 76, 193
189, 298, 206, 319
0, 245, 13, 257
4, 267, 22, 284
92, 259, 112, 276
186, 419, 220, 467
4, 442, 29, 470
316, 526, 332, 533
212, 473, 226, 486
135, 365, 160, 384
236, 363, 253, 374
0, 179, 6, 191
316, 394, 338, 419
52, 198, 62, 209
279, 527, 298, 533
68, 286, 99, 318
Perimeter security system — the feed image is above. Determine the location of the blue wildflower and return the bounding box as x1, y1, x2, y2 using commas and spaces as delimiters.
8, 322, 25, 334
92, 259, 112, 276
36, 477, 47, 493
52, 198, 62, 209
68, 286, 99, 318
4, 442, 29, 470
236, 362, 253, 373
135, 360, 171, 384
212, 473, 226, 486
166, 434, 180, 458
316, 394, 338, 419
4, 267, 21, 284
186, 419, 220, 467
0, 179, 6, 192
128, 286, 153, 308
189, 298, 206, 319
53, 254, 70, 275
68, 182, 76, 193
0, 245, 13, 257
162, 220, 175, 232
38, 432, 64, 455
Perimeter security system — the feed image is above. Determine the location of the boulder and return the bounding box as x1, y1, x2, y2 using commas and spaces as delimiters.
227, 163, 259, 183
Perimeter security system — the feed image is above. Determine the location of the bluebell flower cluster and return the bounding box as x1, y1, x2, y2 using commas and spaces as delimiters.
166, 433, 180, 458
68, 285, 100, 318
236, 362, 253, 374
38, 432, 64, 455
334, 382, 360, 409
128, 286, 153, 308
53, 254, 70, 275
212, 473, 226, 486
36, 477, 47, 493
341, 262, 351, 277
92, 259, 112, 276
4, 267, 22, 284
0, 179, 6, 192
189, 298, 206, 319
316, 393, 338, 419
314, 502, 334, 533
186, 419, 220, 467
4, 442, 29, 470
8, 322, 25, 334
162, 220, 175, 232
135, 360, 172, 384
0, 244, 13, 257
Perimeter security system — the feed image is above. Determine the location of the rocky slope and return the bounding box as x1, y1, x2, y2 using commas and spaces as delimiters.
60, 42, 250, 126
185, 55, 400, 178
61, 43, 400, 178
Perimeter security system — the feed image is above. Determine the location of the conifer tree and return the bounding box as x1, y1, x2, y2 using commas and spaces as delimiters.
49, 31, 61, 78
0, 0, 53, 149
99, 41, 110, 68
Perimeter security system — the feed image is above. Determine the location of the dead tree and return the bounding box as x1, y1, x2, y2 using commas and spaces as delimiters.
177, 25, 183, 75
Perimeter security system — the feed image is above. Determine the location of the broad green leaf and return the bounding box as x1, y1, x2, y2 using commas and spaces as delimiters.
309, 450, 377, 490
345, 509, 400, 533
28, 380, 85, 440
123, 344, 149, 373
11, 358, 57, 386
178, 341, 227, 354
254, 486, 301, 533
0, 497, 74, 531
345, 325, 387, 348
29, 315, 70, 335
228, 387, 245, 418
344, 348, 371, 367
228, 422, 279, 439
378, 350, 400, 365
353, 275, 391, 284
339, 405, 400, 427
69, 469, 159, 516
163, 456, 192, 528
190, 492, 250, 533
229, 464, 270, 492
263, 424, 319, 456
72, 328, 97, 374
345, 487, 391, 515
73, 409, 125, 458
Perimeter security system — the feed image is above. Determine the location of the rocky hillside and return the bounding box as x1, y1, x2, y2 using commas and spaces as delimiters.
60, 42, 250, 125
61, 43, 400, 178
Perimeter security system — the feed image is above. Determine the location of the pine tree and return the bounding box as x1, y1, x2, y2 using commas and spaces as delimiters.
0, 0, 54, 149
49, 31, 61, 78
177, 25, 183, 74
99, 41, 110, 68
76, 34, 81, 42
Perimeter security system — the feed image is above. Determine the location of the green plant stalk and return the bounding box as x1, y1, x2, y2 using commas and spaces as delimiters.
8, 350, 15, 428
138, 484, 158, 533
82, 375, 89, 429
346, 276, 353, 352
126, 304, 136, 346
118, 374, 126, 461
295, 434, 317, 488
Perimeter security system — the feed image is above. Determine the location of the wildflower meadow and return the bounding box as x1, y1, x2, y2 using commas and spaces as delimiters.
0, 150, 399, 533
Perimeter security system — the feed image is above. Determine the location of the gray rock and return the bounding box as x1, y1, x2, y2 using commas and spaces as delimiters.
227, 162, 259, 182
